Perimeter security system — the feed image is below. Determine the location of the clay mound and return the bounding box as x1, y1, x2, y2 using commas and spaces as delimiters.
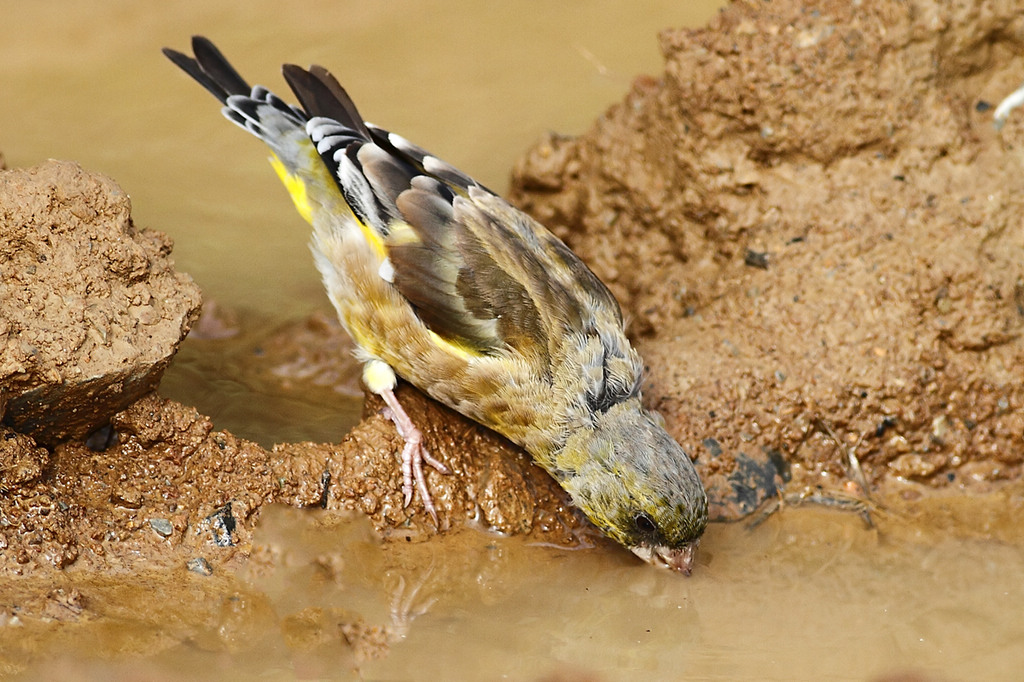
0, 160, 202, 444
510, 0, 1024, 509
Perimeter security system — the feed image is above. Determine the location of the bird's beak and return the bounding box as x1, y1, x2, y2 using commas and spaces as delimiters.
630, 541, 699, 576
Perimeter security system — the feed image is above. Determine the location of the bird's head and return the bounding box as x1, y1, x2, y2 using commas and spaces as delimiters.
556, 400, 708, 574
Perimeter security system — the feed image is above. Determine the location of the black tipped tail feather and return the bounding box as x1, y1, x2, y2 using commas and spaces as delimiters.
164, 36, 371, 140
162, 36, 250, 103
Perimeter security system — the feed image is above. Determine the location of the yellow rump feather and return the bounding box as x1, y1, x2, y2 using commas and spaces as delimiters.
269, 154, 314, 225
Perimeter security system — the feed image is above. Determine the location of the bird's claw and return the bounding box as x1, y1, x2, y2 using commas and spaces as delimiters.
380, 391, 449, 525
398, 430, 438, 522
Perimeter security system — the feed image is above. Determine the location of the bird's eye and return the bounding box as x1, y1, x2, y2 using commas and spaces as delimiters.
633, 512, 657, 534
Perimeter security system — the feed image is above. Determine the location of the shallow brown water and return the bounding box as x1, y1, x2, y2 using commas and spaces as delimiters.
3, 2, 1024, 681
9, 500, 1024, 680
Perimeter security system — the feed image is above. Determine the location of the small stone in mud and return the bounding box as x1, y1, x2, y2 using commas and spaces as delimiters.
701, 437, 723, 458
743, 249, 770, 269
84, 424, 119, 452
205, 503, 237, 547
149, 518, 174, 538
186, 557, 214, 576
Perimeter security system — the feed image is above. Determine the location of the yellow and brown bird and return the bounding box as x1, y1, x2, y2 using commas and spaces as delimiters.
164, 36, 708, 573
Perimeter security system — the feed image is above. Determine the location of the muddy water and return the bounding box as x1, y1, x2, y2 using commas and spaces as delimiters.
3, 2, 1024, 681
10, 501, 1024, 680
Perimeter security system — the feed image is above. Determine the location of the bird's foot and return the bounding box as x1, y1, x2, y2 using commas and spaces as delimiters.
378, 388, 450, 525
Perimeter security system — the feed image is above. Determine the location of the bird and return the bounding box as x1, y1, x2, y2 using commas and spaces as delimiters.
163, 36, 708, 574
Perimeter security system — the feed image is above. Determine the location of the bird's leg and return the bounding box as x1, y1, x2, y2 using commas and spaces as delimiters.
363, 358, 449, 523
378, 386, 450, 524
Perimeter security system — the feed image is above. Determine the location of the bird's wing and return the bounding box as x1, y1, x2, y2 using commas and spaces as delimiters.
282, 64, 627, 370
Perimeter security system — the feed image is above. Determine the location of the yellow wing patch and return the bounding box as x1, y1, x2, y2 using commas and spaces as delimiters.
427, 329, 480, 362
386, 221, 421, 247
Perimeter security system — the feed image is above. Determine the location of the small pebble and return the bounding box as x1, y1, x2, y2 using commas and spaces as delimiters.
702, 437, 723, 457
149, 518, 174, 538
744, 249, 770, 269
187, 557, 213, 576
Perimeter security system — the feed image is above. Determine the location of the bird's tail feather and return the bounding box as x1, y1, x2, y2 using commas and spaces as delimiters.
163, 36, 310, 156
162, 36, 249, 103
